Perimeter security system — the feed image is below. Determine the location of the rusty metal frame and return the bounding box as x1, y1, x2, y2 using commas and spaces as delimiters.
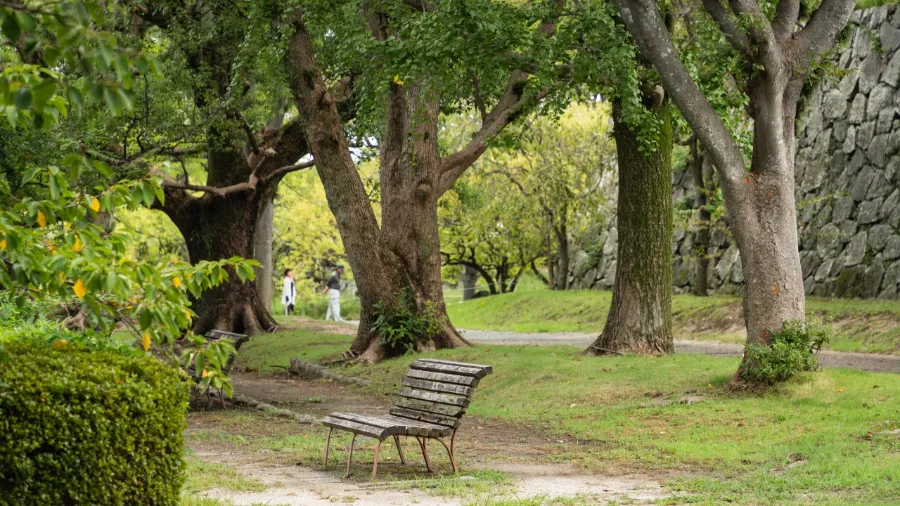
323, 429, 460, 480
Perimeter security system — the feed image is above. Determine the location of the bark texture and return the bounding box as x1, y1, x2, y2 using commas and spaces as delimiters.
254, 199, 275, 312
610, 0, 855, 380
586, 103, 674, 356
689, 138, 711, 297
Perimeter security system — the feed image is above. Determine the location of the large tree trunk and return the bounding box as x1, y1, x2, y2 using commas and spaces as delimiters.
286, 20, 468, 363
461, 265, 479, 300
689, 138, 711, 297
254, 199, 274, 311
586, 101, 674, 356
167, 189, 278, 337
553, 208, 569, 290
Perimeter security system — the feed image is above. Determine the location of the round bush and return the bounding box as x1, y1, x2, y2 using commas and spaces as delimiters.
0, 340, 190, 506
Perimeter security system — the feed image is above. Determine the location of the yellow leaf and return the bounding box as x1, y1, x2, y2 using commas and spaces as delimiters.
836, 388, 845, 393
37, 211, 47, 228
393, 75, 404, 86
47, 243, 56, 253
58, 272, 66, 283
72, 236, 84, 253
52, 340, 69, 348
173, 277, 181, 288
73, 279, 87, 298
90, 198, 101, 213
142, 332, 151, 351
171, 256, 178, 263
64, 221, 72, 231
183, 309, 191, 319
0, 238, 5, 250
202, 368, 210, 378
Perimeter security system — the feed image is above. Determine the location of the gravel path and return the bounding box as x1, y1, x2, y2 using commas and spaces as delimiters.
457, 329, 900, 374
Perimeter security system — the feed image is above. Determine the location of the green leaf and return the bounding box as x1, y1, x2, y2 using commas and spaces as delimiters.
31, 80, 57, 108
49, 172, 60, 199
102, 87, 123, 116
2, 12, 21, 43
139, 309, 152, 330
20, 166, 40, 185
13, 89, 32, 110
5, 106, 18, 128
105, 271, 117, 293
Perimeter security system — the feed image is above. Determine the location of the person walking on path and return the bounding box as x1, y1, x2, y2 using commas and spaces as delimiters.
323, 265, 345, 322
282, 269, 296, 316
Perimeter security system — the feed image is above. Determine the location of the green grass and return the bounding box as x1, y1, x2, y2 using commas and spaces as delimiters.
236, 328, 351, 372
180, 458, 268, 506
233, 329, 900, 505
446, 290, 900, 354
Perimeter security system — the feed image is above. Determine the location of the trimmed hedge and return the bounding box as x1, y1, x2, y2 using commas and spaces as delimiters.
0, 340, 190, 506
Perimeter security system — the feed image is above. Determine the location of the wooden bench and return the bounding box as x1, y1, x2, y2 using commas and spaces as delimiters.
321, 358, 493, 479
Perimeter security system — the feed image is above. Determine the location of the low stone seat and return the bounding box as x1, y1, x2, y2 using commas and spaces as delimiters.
321, 358, 493, 479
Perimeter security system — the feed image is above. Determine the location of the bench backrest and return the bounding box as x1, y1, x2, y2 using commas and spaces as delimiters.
389, 359, 493, 429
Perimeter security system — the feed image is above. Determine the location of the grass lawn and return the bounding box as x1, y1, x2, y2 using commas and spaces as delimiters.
446, 290, 900, 354
233, 328, 900, 505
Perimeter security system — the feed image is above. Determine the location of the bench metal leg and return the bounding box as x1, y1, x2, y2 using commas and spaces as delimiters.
324, 428, 334, 468
345, 434, 357, 478
372, 439, 383, 480
393, 435, 407, 465
450, 429, 458, 473
435, 437, 458, 474
417, 437, 433, 473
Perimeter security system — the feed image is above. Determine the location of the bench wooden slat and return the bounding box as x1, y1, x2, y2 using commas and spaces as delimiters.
327, 412, 453, 437
322, 416, 390, 439
405, 368, 480, 387
397, 387, 470, 407
410, 359, 488, 379
401, 377, 473, 397
388, 407, 461, 428
392, 396, 467, 417
417, 359, 493, 375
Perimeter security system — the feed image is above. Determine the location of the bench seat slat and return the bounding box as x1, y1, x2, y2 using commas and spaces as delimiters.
410, 359, 488, 379
392, 396, 466, 417
401, 377, 473, 397
397, 387, 470, 407
405, 368, 479, 387
322, 416, 391, 439
326, 412, 452, 437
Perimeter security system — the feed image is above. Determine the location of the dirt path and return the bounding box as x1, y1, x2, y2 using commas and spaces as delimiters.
186, 373, 671, 505
454, 328, 900, 374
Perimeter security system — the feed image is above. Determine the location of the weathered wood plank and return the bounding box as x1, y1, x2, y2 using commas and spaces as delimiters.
401, 377, 473, 397
410, 360, 488, 378
388, 407, 461, 428
405, 368, 479, 387
326, 412, 452, 437
397, 387, 470, 407
392, 396, 467, 417
379, 414, 454, 435
417, 359, 493, 376
321, 416, 388, 439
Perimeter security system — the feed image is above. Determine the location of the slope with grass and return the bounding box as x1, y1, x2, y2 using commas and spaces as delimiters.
232, 327, 900, 505
446, 291, 900, 354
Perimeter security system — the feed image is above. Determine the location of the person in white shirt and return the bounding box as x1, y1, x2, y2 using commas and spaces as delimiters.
322, 265, 345, 322
282, 269, 296, 315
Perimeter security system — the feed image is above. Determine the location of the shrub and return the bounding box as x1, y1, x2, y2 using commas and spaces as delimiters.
0, 340, 190, 506
371, 288, 444, 354
741, 318, 832, 384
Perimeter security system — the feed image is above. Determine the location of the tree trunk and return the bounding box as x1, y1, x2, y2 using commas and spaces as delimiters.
168, 190, 277, 337
285, 21, 468, 362
253, 199, 274, 311
461, 265, 479, 300
586, 102, 674, 355
553, 208, 569, 290
689, 138, 710, 297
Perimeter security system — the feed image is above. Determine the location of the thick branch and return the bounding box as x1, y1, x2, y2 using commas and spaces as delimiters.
160, 161, 314, 198
791, 0, 856, 68
699, 0, 750, 55
613, 0, 747, 195
772, 0, 801, 40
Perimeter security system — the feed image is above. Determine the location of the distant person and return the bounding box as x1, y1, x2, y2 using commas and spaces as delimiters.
282, 269, 295, 316
323, 265, 345, 322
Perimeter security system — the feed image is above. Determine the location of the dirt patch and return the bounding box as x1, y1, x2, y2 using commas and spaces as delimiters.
186, 373, 671, 505
273, 317, 358, 336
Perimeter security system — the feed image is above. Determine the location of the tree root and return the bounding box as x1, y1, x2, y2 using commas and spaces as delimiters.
288, 357, 370, 386
231, 394, 319, 424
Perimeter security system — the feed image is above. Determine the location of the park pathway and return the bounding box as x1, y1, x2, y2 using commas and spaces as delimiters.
342, 320, 900, 373
456, 329, 900, 374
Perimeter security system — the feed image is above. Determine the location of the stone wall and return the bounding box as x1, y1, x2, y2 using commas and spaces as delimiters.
570, 6, 900, 299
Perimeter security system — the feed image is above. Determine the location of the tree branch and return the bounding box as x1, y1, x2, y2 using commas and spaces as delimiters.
160, 160, 315, 198
612, 0, 748, 194
790, 0, 856, 68
699, 0, 751, 55
772, 0, 801, 40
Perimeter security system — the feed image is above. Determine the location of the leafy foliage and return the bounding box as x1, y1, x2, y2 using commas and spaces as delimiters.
371, 288, 444, 354
0, 339, 189, 506
741, 318, 833, 384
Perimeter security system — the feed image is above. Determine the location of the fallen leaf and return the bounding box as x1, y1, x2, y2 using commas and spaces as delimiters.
836, 388, 845, 393
774, 283, 781, 295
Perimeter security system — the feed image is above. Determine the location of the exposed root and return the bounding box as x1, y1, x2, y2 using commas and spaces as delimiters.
288, 358, 370, 386
231, 394, 319, 424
